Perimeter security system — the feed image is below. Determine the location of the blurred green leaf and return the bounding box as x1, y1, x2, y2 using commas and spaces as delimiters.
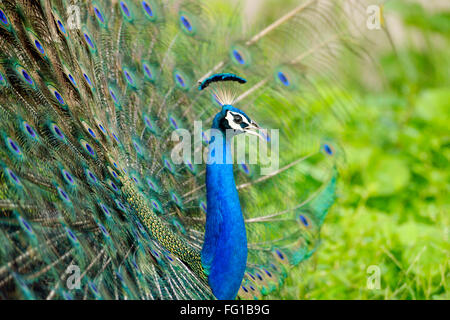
415, 88, 450, 124
364, 155, 410, 196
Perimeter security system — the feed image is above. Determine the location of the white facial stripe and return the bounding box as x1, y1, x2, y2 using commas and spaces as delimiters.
226, 111, 251, 130
225, 111, 242, 131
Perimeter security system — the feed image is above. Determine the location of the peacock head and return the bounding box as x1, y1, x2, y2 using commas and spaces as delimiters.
200, 73, 262, 139
212, 105, 261, 138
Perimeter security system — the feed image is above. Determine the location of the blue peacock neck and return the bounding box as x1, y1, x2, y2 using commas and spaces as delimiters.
201, 123, 248, 300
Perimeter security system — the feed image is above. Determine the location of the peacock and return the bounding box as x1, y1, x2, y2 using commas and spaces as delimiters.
0, 0, 369, 300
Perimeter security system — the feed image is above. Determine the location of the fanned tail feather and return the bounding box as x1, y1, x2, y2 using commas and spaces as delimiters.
0, 0, 373, 299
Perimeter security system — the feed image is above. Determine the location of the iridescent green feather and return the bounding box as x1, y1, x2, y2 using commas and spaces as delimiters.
0, 0, 371, 300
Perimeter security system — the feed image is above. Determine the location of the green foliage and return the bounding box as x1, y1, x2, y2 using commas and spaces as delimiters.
266, 1, 449, 300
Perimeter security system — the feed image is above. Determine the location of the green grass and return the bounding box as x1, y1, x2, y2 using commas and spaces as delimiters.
265, 1, 449, 300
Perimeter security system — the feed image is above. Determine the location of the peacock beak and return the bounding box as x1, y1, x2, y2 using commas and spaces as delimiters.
243, 121, 264, 140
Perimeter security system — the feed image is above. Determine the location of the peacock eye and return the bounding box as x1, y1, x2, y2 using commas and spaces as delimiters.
233, 115, 243, 124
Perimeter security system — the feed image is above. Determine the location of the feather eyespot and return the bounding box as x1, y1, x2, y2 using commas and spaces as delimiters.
120, 1, 131, 18
62, 65, 77, 88
50, 124, 66, 142
23, 122, 38, 140
110, 130, 120, 144
131, 259, 140, 271
80, 139, 96, 157
247, 273, 256, 281
115, 199, 126, 212
109, 88, 118, 104
146, 177, 160, 193
322, 143, 335, 156
0, 72, 6, 87
0, 8, 9, 27
108, 180, 119, 193
150, 198, 163, 213
62, 169, 76, 186
85, 169, 98, 184
133, 141, 142, 155
27, 30, 47, 57
52, 11, 67, 36
142, 63, 153, 81
178, 11, 197, 35
123, 68, 136, 87
18, 215, 33, 234
299, 214, 310, 227
201, 131, 209, 144
180, 15, 192, 32
61, 291, 73, 300
5, 167, 22, 188
85, 144, 94, 155
175, 74, 185, 87
81, 121, 98, 140
144, 65, 152, 78
173, 70, 190, 90
170, 191, 181, 207
57, 186, 71, 203
57, 20, 66, 34
100, 203, 111, 217
152, 250, 160, 258
65, 227, 78, 242
142, 1, 155, 20
83, 73, 93, 88
83, 32, 96, 51
230, 46, 251, 66
199, 200, 207, 213
116, 272, 124, 282
277, 71, 290, 86
54, 90, 64, 104
67, 73, 77, 87
16, 66, 35, 88
275, 249, 285, 260
125, 72, 132, 83
233, 50, 245, 65
88, 128, 96, 138
144, 115, 153, 129
0, 8, 13, 32
94, 7, 105, 24
239, 163, 251, 175
260, 131, 271, 142
185, 159, 195, 173
110, 168, 119, 180
89, 281, 99, 295
131, 175, 140, 185
263, 268, 272, 278
97, 123, 107, 134
47, 85, 66, 107
163, 158, 175, 174
98, 223, 109, 237
6, 137, 23, 157
7, 169, 19, 183
22, 70, 33, 85
34, 39, 45, 55
169, 116, 179, 129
